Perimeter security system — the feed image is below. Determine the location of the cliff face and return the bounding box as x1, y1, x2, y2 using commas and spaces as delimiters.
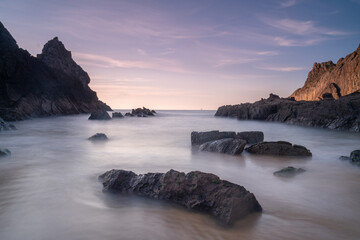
0, 22, 111, 121
291, 45, 360, 100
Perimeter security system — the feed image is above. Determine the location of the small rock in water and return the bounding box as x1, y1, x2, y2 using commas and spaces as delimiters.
99, 169, 262, 224
273, 166, 305, 177
245, 141, 312, 156
88, 110, 111, 120
199, 138, 246, 155
0, 117, 16, 131
112, 112, 124, 118
340, 150, 360, 166
0, 148, 11, 157
88, 133, 108, 141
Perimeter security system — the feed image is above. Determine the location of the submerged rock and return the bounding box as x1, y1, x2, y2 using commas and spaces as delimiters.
88, 133, 108, 141
273, 166, 306, 177
88, 110, 111, 120
99, 169, 262, 224
112, 112, 124, 118
0, 117, 16, 131
199, 138, 246, 155
191, 131, 236, 145
236, 131, 264, 144
0, 148, 11, 157
246, 141, 312, 156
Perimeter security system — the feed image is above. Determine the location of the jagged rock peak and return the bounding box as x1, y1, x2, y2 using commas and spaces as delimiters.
37, 37, 90, 87
0, 21, 18, 50
290, 44, 360, 101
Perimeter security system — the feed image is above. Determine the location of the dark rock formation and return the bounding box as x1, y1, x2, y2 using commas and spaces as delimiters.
0, 117, 16, 131
236, 131, 264, 144
215, 92, 360, 132
341, 150, 360, 166
112, 112, 124, 118
290, 45, 360, 101
131, 107, 156, 117
88, 133, 108, 141
245, 141, 312, 156
124, 112, 134, 117
99, 169, 262, 224
273, 166, 306, 177
191, 131, 236, 145
88, 110, 111, 120
0, 22, 111, 121
0, 148, 11, 157
199, 138, 247, 155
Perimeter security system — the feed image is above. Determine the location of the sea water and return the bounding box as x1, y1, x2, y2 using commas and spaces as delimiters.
0, 110, 359, 240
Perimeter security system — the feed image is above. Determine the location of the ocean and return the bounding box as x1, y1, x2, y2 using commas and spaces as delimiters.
0, 110, 359, 240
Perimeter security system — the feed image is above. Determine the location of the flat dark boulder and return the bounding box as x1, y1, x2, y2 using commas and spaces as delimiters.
88, 110, 111, 120
191, 131, 236, 145
273, 166, 306, 177
99, 169, 262, 224
246, 141, 312, 156
236, 131, 264, 144
88, 133, 108, 141
199, 138, 246, 155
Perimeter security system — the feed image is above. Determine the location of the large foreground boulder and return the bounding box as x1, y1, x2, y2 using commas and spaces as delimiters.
99, 169, 262, 224
199, 138, 246, 155
88, 110, 111, 120
246, 141, 312, 156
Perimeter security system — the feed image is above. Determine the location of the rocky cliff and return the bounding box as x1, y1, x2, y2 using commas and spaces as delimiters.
291, 45, 360, 100
215, 93, 360, 132
0, 22, 111, 121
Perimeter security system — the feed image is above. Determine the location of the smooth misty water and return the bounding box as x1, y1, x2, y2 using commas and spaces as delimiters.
0, 110, 360, 240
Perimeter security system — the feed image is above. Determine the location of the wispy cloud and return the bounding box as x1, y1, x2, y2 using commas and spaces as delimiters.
258, 66, 305, 72
73, 52, 187, 73
281, 0, 298, 8
213, 58, 258, 68
137, 48, 147, 55
264, 18, 347, 36
256, 51, 279, 56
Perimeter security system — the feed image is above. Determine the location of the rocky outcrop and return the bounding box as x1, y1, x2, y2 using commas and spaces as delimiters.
0, 117, 16, 131
88, 133, 108, 141
88, 110, 111, 120
215, 93, 360, 132
127, 107, 156, 117
199, 138, 247, 155
0, 22, 111, 121
99, 169, 262, 224
273, 166, 306, 177
112, 112, 124, 118
0, 148, 11, 157
290, 45, 360, 101
245, 141, 312, 156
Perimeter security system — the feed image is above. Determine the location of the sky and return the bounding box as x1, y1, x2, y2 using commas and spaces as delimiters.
0, 0, 360, 110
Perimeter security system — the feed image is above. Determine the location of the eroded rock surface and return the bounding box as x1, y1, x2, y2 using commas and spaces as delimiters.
245, 141, 312, 156
199, 138, 247, 155
99, 169, 262, 224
